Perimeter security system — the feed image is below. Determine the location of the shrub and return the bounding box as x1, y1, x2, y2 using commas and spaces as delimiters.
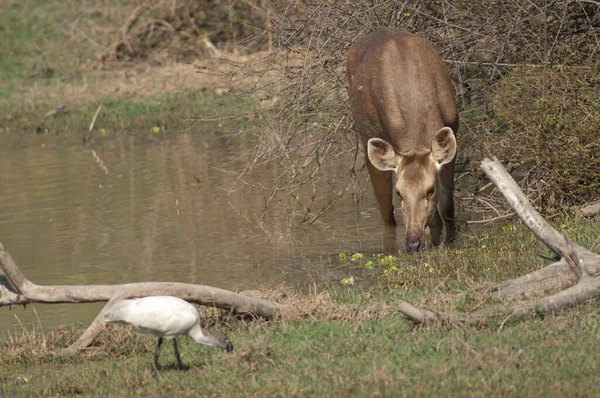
489, 49, 600, 211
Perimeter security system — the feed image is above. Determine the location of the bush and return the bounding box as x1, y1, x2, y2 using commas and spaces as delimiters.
489, 50, 600, 211
93, 0, 270, 63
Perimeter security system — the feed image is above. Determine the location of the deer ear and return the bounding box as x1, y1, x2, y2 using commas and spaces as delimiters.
367, 138, 399, 171
431, 127, 456, 166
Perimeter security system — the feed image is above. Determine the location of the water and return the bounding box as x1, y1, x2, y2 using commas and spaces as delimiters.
0, 131, 387, 333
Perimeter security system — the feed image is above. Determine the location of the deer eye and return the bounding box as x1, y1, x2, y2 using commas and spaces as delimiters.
426, 187, 435, 200
396, 190, 403, 200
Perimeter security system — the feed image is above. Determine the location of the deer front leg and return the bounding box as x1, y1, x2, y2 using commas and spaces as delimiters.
367, 162, 397, 253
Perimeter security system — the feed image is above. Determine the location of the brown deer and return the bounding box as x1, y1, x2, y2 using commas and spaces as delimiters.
346, 27, 458, 253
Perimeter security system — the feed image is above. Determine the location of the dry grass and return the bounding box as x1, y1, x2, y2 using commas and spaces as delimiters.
11, 62, 225, 115
3, 49, 293, 134
2, 323, 75, 359
259, 287, 397, 322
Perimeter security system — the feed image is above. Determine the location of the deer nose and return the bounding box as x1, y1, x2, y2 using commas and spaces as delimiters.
405, 238, 423, 252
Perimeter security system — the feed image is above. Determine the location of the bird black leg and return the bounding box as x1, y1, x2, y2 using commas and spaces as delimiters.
154, 337, 163, 372
172, 339, 184, 370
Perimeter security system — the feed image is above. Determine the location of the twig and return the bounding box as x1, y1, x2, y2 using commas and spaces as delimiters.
84, 104, 103, 144
43, 104, 67, 119
466, 212, 514, 224
442, 60, 594, 70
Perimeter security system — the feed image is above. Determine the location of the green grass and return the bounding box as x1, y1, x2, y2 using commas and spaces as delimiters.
29, 88, 251, 138
1, 215, 599, 396
2, 304, 600, 396
0, 2, 79, 96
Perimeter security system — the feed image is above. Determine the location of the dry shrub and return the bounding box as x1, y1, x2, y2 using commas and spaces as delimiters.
78, 0, 271, 64
230, 0, 600, 218
488, 50, 600, 211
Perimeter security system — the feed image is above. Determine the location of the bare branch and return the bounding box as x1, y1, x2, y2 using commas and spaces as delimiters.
0, 241, 280, 319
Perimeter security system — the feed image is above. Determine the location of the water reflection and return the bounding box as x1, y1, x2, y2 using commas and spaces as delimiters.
0, 131, 385, 332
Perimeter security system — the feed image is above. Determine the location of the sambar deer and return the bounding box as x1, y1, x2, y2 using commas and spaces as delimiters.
346, 27, 458, 253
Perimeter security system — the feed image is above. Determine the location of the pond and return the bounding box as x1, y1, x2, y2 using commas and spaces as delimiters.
0, 131, 393, 332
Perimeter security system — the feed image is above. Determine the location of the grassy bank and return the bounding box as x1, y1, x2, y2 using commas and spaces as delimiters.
0, 1, 256, 139
3, 305, 600, 396
2, 215, 599, 396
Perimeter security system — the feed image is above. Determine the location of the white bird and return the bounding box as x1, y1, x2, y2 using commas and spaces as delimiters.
103, 296, 233, 370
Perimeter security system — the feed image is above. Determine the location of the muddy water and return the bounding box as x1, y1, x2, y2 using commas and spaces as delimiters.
0, 131, 392, 333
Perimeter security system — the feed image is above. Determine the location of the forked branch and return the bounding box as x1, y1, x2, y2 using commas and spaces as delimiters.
398, 157, 600, 326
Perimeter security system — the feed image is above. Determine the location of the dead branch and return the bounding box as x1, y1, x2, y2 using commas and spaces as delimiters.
495, 259, 577, 299
580, 200, 600, 218
83, 104, 103, 145
43, 104, 67, 119
398, 157, 600, 326
0, 241, 281, 352
397, 301, 448, 326
480, 158, 589, 260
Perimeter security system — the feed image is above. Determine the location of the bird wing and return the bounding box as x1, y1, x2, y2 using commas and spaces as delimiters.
105, 296, 200, 338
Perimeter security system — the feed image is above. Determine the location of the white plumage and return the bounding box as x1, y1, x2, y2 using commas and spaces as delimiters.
104, 296, 233, 370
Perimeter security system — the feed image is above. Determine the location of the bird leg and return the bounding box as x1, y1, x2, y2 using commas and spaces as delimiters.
172, 339, 184, 370
154, 337, 163, 371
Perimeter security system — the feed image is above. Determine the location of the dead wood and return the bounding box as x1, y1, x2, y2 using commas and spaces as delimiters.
398, 157, 600, 326
43, 104, 67, 119
580, 201, 600, 218
0, 241, 281, 352
397, 301, 448, 326
495, 259, 577, 299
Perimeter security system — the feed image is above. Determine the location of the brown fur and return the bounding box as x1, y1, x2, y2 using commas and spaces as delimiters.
346, 27, 458, 252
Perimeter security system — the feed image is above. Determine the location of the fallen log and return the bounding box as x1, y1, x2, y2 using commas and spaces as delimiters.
0, 242, 281, 352
580, 201, 600, 218
398, 157, 600, 326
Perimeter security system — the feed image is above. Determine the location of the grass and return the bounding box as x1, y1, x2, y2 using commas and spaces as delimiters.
335, 213, 600, 295
1, 215, 599, 396
1, 62, 257, 138
2, 300, 600, 396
